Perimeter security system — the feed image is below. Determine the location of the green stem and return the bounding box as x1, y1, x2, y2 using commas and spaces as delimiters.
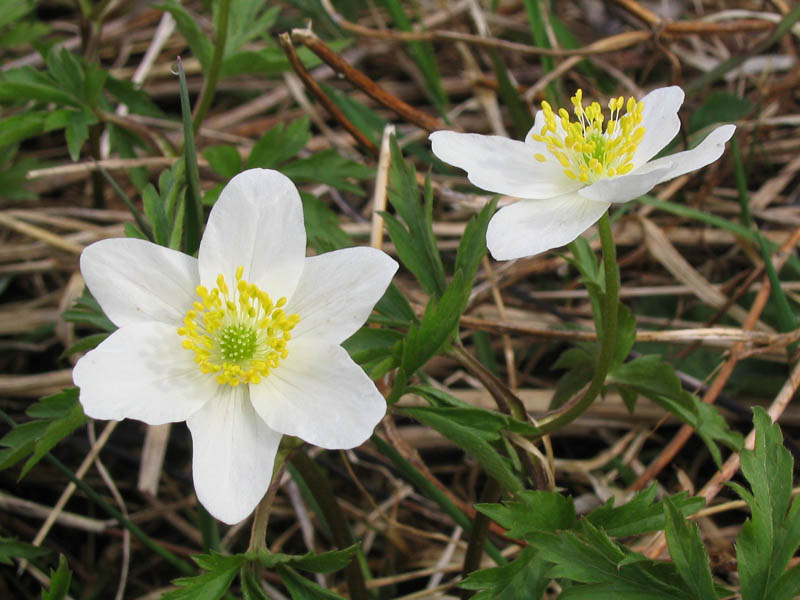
537, 212, 619, 435
192, 0, 230, 134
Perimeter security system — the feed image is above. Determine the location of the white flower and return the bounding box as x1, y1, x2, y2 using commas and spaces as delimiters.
73, 169, 398, 524
430, 86, 735, 260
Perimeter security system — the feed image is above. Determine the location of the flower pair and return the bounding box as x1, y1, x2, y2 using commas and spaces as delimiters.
74, 169, 397, 524
430, 86, 735, 259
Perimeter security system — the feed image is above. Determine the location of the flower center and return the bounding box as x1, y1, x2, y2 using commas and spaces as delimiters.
178, 265, 300, 387
531, 89, 646, 184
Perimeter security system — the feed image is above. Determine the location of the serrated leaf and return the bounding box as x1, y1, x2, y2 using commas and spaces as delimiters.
663, 497, 718, 599
609, 355, 743, 464
163, 553, 245, 600
734, 407, 800, 600
476, 491, 576, 538
254, 545, 357, 573
246, 117, 311, 170
41, 555, 71, 600
460, 546, 548, 599
528, 521, 691, 599
0, 536, 50, 565
202, 145, 241, 179
586, 485, 704, 538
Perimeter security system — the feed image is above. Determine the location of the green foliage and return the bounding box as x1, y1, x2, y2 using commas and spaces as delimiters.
0, 536, 50, 565
403, 402, 524, 493
460, 547, 549, 600
586, 484, 704, 538
41, 555, 72, 600
609, 355, 743, 465
164, 547, 356, 600
0, 389, 88, 478
384, 137, 446, 298
663, 497, 719, 600
731, 408, 800, 600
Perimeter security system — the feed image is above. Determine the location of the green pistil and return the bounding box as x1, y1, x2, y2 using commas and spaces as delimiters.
219, 323, 257, 362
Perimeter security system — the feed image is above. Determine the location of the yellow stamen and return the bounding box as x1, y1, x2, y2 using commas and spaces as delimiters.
178, 265, 300, 387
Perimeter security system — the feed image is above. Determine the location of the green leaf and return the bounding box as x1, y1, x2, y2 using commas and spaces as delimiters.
21, 389, 88, 478
142, 183, 170, 246
373, 282, 416, 327
401, 403, 523, 493
158, 0, 213, 71
246, 117, 311, 170
65, 110, 93, 162
734, 407, 800, 600
663, 497, 718, 599
202, 145, 241, 178
0, 536, 50, 565
385, 138, 446, 297
609, 355, 743, 464
0, 79, 79, 107
528, 521, 692, 599
0, 389, 88, 478
455, 198, 496, 292
476, 491, 576, 538
163, 553, 245, 600
41, 555, 71, 600
281, 150, 373, 195
460, 546, 549, 600
278, 565, 348, 599
587, 484, 704, 538
0, 112, 46, 146
399, 270, 466, 377
342, 327, 403, 367
299, 192, 352, 253
254, 545, 357, 573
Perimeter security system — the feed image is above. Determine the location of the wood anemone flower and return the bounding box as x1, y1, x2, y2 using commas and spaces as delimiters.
73, 169, 398, 524
430, 87, 735, 260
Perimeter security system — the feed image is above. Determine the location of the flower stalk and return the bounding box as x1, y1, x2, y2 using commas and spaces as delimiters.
537, 212, 619, 435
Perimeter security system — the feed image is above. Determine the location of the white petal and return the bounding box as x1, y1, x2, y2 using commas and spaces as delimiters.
578, 164, 673, 204
198, 169, 306, 303
486, 193, 610, 260
187, 385, 282, 525
73, 322, 215, 424
287, 248, 398, 344
429, 130, 580, 199
250, 341, 385, 449
632, 86, 685, 168
80, 239, 199, 328
649, 124, 736, 184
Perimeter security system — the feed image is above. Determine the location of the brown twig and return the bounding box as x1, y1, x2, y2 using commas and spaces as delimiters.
289, 27, 449, 133
277, 32, 379, 156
